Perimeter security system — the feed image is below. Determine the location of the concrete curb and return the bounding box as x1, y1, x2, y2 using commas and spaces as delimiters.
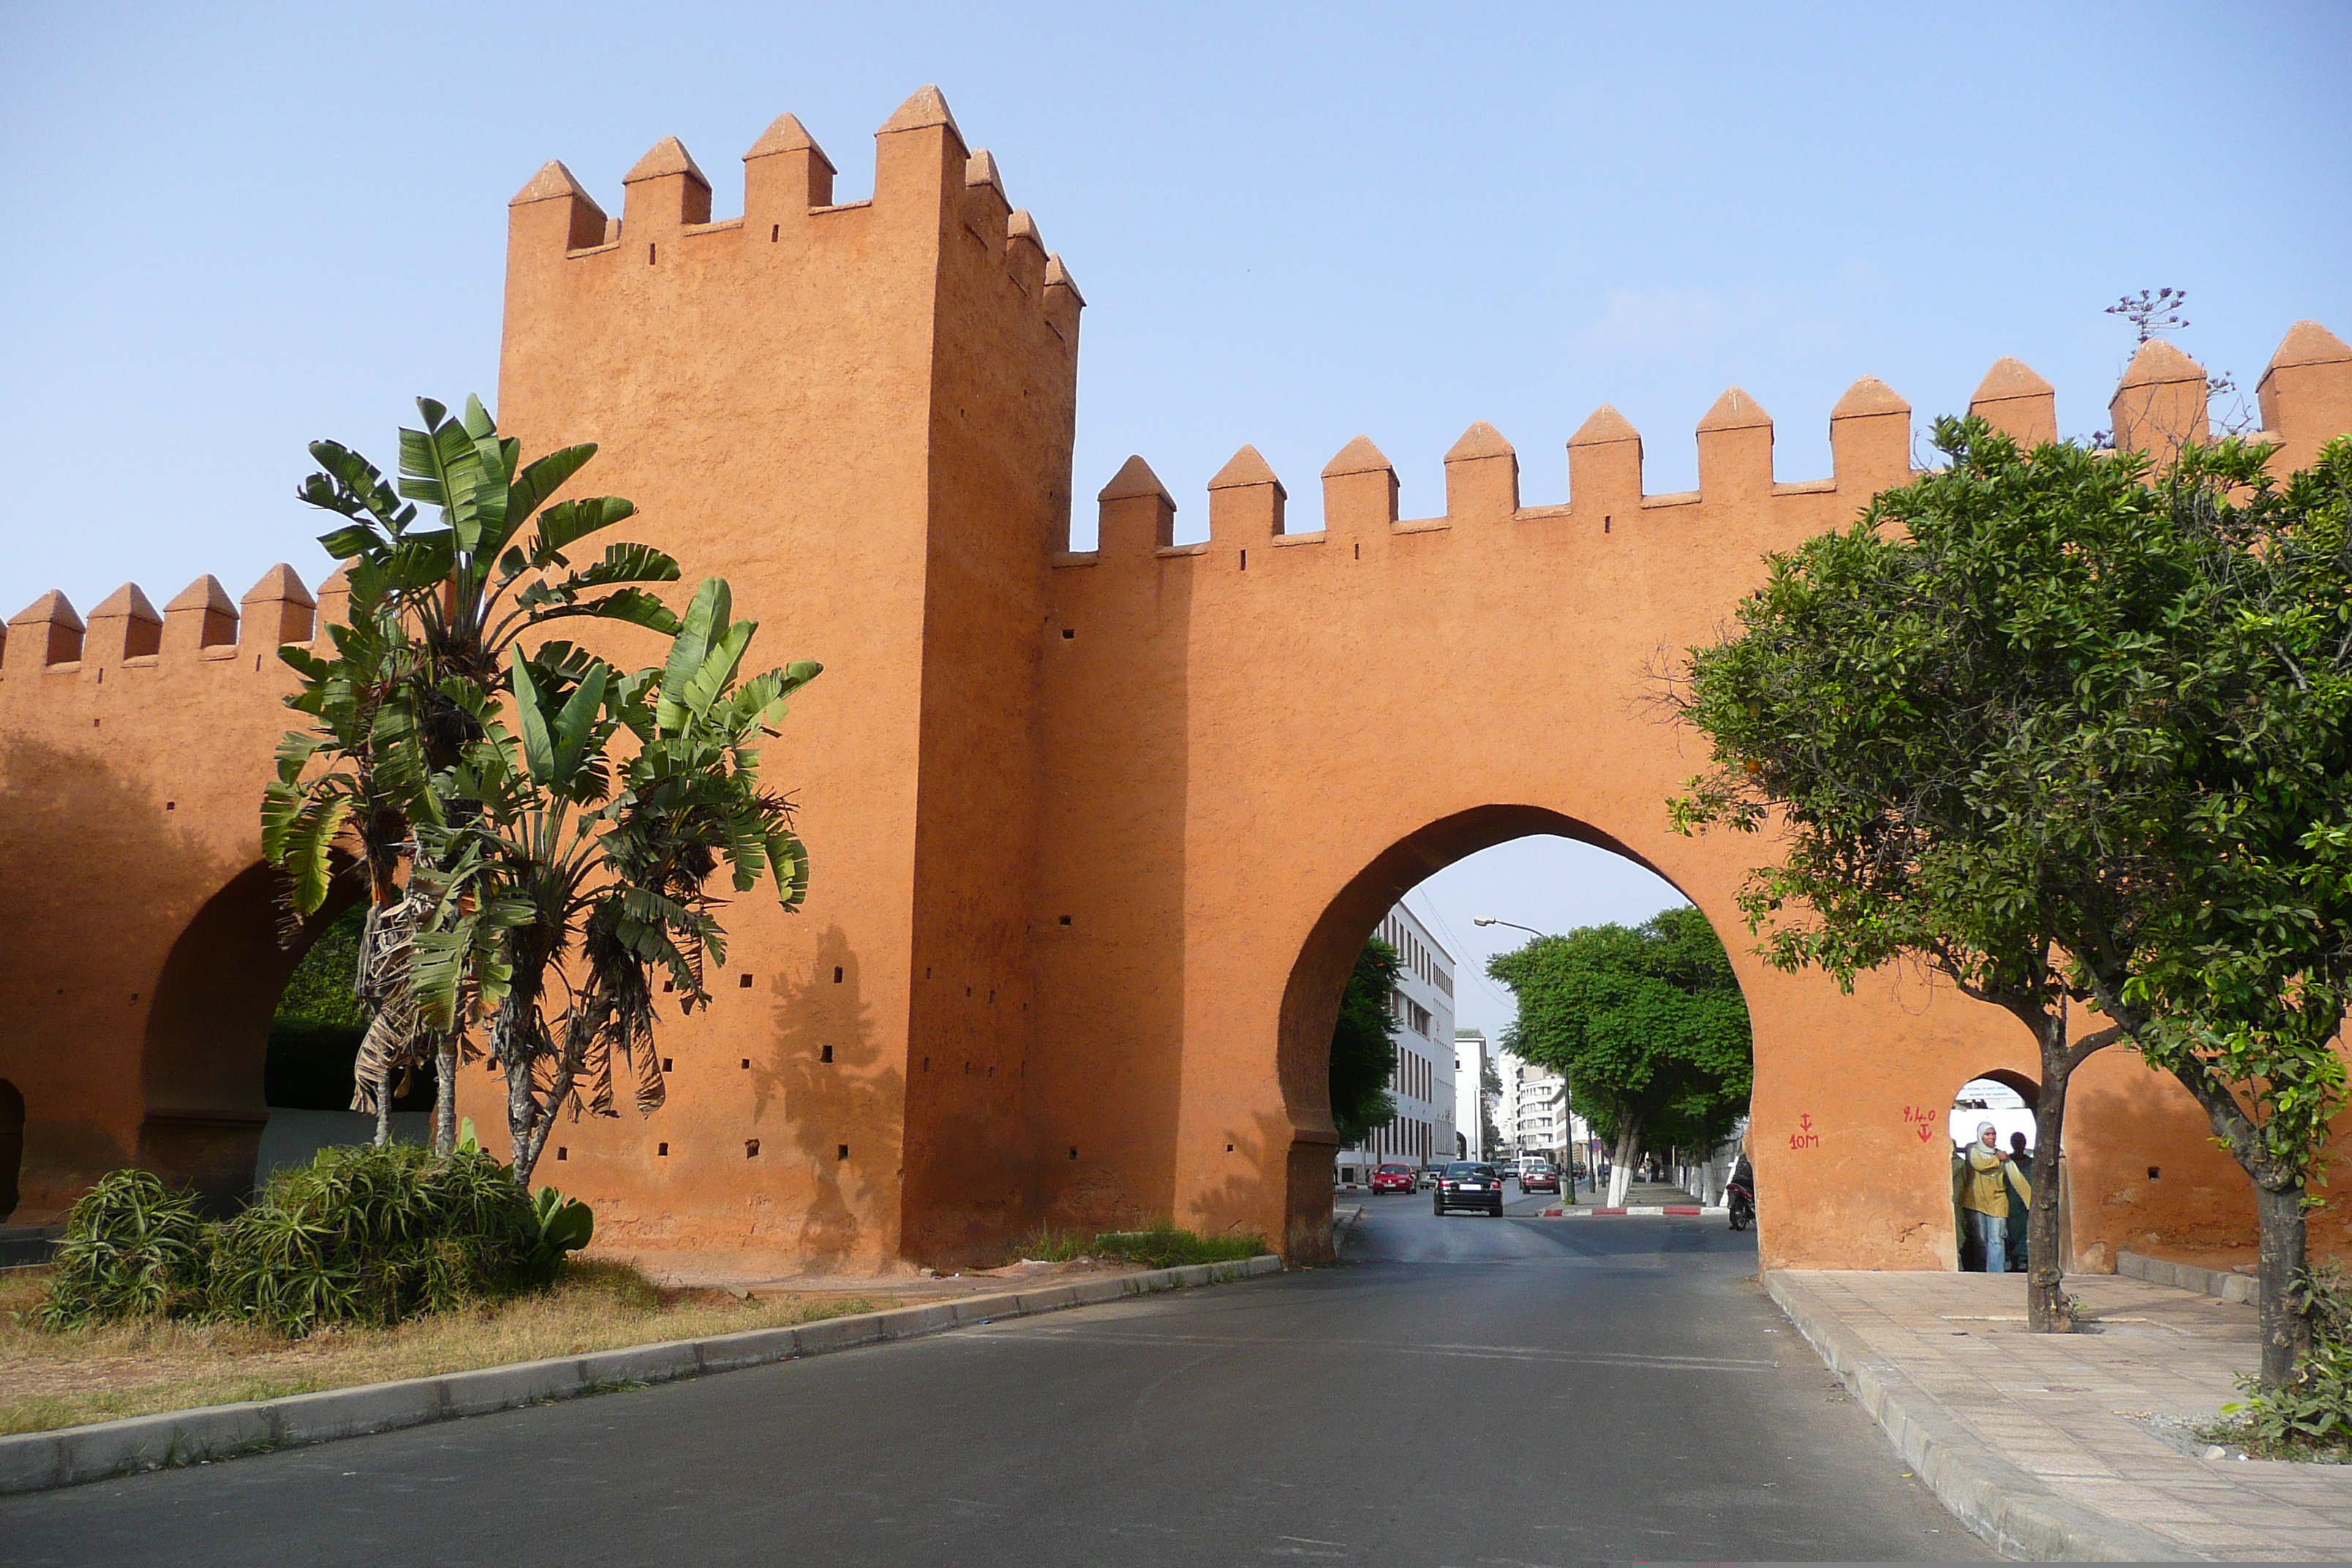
1536, 1205, 1725, 1218
1764, 1270, 2206, 1563
2117, 1248, 2263, 1308
0, 1254, 1285, 1497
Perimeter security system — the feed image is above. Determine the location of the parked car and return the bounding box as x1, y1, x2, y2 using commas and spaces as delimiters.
1370, 1163, 1417, 1194
1415, 1166, 1441, 1191
1520, 1164, 1561, 1194
1433, 1161, 1504, 1217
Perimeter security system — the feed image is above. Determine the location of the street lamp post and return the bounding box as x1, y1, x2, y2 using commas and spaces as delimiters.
1474, 916, 1576, 1207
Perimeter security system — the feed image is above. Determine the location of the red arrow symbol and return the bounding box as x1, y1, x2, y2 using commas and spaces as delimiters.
1798, 1113, 1814, 1132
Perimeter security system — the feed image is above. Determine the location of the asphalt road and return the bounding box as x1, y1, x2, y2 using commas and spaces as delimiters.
1, 1202, 1989, 1566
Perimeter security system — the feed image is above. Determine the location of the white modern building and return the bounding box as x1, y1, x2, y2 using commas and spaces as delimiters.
1454, 1028, 1488, 1161
1335, 901, 1457, 1185
1494, 1048, 1592, 1173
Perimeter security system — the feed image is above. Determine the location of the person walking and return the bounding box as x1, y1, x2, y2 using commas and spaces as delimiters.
1953, 1122, 2030, 1273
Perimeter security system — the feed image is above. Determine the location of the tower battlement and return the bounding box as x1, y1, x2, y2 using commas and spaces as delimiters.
506, 88, 1082, 345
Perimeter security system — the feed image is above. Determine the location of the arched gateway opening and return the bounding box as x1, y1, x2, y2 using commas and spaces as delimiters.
137, 862, 386, 1210
1273, 805, 1754, 1259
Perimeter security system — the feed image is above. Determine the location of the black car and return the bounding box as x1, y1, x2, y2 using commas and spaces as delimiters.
1433, 1160, 1504, 1217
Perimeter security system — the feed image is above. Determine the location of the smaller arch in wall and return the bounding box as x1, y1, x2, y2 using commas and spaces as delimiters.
1950, 1070, 2040, 1273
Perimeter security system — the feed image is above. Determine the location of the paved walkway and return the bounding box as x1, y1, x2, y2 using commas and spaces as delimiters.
1774, 1269, 2352, 1560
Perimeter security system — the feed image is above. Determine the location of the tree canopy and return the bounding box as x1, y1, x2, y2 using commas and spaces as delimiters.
1330, 938, 1401, 1147
1487, 907, 1752, 1164
1673, 415, 2352, 1369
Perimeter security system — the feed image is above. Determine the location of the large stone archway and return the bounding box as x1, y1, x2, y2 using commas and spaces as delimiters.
4, 90, 2348, 1270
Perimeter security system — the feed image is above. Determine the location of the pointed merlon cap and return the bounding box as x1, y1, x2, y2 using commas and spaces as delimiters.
2118, 337, 2204, 388
1208, 445, 1284, 491
1007, 210, 1044, 249
1697, 388, 1772, 432
1568, 404, 1640, 446
1044, 255, 1084, 305
1831, 376, 1910, 419
1097, 454, 1174, 505
623, 136, 711, 190
242, 563, 316, 607
1444, 421, 1514, 462
1972, 356, 2054, 403
2269, 320, 2352, 372
965, 149, 1004, 193
879, 85, 964, 143
166, 575, 236, 615
745, 113, 836, 173
1322, 435, 1393, 478
10, 589, 82, 631
91, 583, 162, 622
510, 159, 598, 208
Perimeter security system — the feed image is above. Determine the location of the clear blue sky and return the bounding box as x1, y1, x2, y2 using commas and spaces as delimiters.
4, 2, 2345, 1031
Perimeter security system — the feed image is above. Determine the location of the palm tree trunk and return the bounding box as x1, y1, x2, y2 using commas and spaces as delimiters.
433, 1031, 458, 1157
374, 1063, 392, 1147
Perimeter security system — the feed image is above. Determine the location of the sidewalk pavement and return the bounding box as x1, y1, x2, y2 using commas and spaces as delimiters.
1771, 1268, 2352, 1561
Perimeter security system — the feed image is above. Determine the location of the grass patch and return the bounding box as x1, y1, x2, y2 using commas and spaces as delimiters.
1010, 1222, 1267, 1271
0, 1259, 894, 1436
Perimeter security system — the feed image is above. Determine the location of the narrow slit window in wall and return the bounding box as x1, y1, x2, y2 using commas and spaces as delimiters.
657, 1143, 669, 1157
820, 1044, 834, 1063
837, 1145, 849, 1161
746, 1139, 761, 1158
739, 973, 753, 988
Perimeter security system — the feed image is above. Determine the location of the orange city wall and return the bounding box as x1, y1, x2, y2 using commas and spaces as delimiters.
4, 88, 2351, 1275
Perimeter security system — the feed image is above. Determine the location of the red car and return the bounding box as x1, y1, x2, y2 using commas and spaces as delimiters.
1520, 1166, 1561, 1194
1370, 1163, 1417, 1194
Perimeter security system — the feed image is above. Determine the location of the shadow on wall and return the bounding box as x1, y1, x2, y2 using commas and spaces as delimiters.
1191, 1105, 1311, 1259
752, 925, 902, 1272
0, 733, 246, 1221
0, 1079, 23, 1221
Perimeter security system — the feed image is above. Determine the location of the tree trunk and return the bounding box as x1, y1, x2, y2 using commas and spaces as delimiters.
1607, 1118, 1640, 1207
2255, 1179, 2310, 1387
2026, 1030, 2070, 1333
432, 1031, 458, 1158
374, 1064, 392, 1148
2164, 1062, 2312, 1387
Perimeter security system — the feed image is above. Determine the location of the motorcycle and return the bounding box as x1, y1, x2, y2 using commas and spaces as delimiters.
1726, 1176, 1756, 1232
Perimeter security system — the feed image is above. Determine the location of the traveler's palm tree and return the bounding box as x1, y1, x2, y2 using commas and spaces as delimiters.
431, 580, 819, 1184
267, 396, 682, 1148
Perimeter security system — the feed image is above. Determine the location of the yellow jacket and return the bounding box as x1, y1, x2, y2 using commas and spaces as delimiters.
1955, 1144, 2030, 1218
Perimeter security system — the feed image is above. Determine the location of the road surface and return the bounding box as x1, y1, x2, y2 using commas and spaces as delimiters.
2, 1196, 1987, 1564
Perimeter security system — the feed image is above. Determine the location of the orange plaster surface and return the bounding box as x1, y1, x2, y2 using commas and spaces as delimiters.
4, 88, 2351, 1278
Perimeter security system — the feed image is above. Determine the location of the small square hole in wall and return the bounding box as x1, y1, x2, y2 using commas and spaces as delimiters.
837, 1144, 849, 1161
834, 967, 844, 984
1068, 1147, 1079, 1160
1226, 1144, 1235, 1153
658, 1142, 670, 1157
663, 980, 675, 993
2149, 1166, 2161, 1180
557, 1147, 568, 1161
820, 1044, 834, 1063
661, 1058, 673, 1073
741, 1058, 750, 1069
1058, 915, 1071, 926
165, 801, 175, 810
746, 1139, 761, 1158
1060, 627, 1075, 640
739, 973, 753, 989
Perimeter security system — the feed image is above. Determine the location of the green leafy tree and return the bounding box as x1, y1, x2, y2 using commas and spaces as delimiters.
267, 396, 682, 1153
1487, 908, 1752, 1202
1673, 418, 2352, 1374
1330, 939, 1402, 1148
431, 580, 819, 1185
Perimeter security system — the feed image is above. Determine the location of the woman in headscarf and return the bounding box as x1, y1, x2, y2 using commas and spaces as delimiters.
1953, 1121, 2031, 1272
